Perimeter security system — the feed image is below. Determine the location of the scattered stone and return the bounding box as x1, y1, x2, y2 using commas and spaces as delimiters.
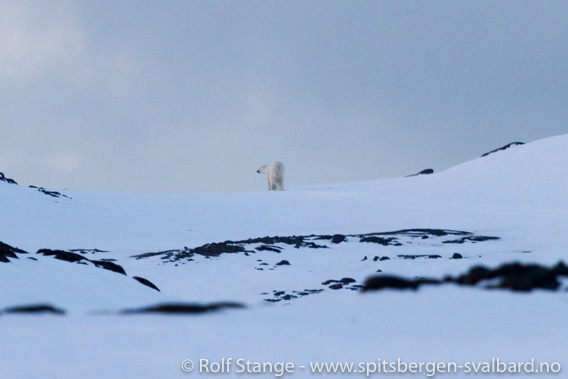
379, 256, 390, 261
361, 256, 368, 261
451, 253, 463, 259
339, 278, 356, 284
329, 284, 343, 290
275, 260, 290, 266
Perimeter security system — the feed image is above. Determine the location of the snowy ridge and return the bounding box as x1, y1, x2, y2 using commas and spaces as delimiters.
1, 133, 568, 378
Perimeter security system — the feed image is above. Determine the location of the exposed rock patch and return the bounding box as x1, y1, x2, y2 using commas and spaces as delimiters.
0, 172, 17, 184
36, 249, 127, 275
133, 229, 499, 264
481, 142, 524, 157
363, 262, 568, 293
121, 302, 245, 314
130, 276, 159, 291
3, 304, 66, 315
406, 168, 434, 177
0, 241, 28, 263
29, 186, 71, 199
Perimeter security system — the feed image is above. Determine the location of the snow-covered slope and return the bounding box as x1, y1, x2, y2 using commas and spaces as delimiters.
1, 134, 568, 378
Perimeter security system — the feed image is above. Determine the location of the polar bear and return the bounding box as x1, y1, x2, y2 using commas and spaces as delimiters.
257, 161, 285, 191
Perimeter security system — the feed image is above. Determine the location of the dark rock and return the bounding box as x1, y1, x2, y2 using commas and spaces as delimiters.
274, 291, 286, 296
329, 284, 343, 290
255, 245, 282, 253
361, 256, 368, 261
133, 276, 160, 291
379, 256, 390, 261
281, 294, 296, 300
443, 236, 500, 244
359, 236, 400, 246
132, 229, 500, 264
455, 262, 563, 292
275, 260, 290, 266
4, 304, 65, 315
481, 142, 524, 157
451, 253, 463, 259
305, 289, 324, 294
121, 302, 245, 314
364, 276, 441, 291
364, 276, 424, 291
398, 254, 441, 260
304, 242, 328, 249
37, 249, 128, 275
406, 168, 434, 177
364, 262, 568, 294
37, 249, 86, 263
29, 185, 70, 199
92, 260, 127, 275
331, 234, 347, 244
552, 262, 568, 276
340, 277, 356, 284
69, 248, 110, 255
0, 241, 28, 263
0, 172, 17, 184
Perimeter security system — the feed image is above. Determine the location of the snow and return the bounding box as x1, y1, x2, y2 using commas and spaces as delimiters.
1, 133, 568, 378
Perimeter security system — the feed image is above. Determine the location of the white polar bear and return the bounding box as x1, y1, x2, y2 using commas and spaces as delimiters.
257, 161, 285, 191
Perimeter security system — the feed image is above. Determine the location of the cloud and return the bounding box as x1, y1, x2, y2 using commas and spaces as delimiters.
0, 0, 85, 79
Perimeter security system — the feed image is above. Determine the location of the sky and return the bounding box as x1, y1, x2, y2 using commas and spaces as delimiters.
0, 0, 566, 194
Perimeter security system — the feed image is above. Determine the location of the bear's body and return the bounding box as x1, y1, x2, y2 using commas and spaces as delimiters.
257, 162, 285, 191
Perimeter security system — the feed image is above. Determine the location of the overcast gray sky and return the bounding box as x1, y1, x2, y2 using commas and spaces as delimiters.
1, 0, 566, 194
